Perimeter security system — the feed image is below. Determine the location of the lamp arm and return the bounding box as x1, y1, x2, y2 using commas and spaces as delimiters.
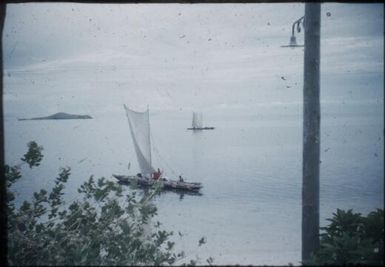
292, 16, 305, 36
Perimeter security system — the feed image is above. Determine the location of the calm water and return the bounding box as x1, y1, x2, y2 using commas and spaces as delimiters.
4, 102, 384, 265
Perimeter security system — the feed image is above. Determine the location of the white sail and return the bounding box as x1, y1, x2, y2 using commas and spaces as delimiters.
124, 105, 155, 177
192, 112, 203, 128
192, 112, 197, 128
198, 113, 203, 128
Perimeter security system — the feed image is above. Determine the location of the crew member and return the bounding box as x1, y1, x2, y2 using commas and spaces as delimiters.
153, 168, 162, 180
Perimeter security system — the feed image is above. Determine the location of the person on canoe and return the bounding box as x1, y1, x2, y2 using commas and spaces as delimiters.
153, 168, 162, 180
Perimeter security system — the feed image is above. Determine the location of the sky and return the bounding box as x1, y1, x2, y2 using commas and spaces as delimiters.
2, 3, 384, 116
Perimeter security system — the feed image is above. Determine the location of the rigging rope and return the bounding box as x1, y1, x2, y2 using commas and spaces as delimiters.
150, 131, 180, 179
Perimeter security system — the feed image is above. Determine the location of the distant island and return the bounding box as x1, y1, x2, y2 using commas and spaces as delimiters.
18, 112, 93, 121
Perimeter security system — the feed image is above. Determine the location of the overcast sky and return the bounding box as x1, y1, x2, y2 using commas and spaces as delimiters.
2, 3, 384, 115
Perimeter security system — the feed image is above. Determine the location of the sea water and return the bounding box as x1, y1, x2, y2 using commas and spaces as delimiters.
4, 102, 383, 265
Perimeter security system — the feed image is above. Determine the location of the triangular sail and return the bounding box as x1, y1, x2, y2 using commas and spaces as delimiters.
124, 105, 155, 177
198, 113, 203, 128
192, 112, 197, 128
192, 112, 203, 128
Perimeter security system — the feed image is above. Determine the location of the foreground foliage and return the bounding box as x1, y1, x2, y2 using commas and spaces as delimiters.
311, 208, 384, 266
6, 141, 206, 265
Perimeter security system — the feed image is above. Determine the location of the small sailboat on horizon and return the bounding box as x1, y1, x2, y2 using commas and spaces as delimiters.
187, 112, 215, 130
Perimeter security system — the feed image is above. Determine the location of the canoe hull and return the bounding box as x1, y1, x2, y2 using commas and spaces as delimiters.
187, 127, 215, 130
112, 174, 202, 192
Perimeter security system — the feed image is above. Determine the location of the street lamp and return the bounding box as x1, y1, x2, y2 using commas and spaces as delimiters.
281, 4, 321, 264
281, 16, 305, 48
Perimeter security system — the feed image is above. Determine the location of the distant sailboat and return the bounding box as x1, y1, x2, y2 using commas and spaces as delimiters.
187, 112, 215, 130
113, 105, 202, 192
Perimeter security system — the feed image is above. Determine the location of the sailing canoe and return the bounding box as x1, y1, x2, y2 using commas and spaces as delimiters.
112, 174, 203, 192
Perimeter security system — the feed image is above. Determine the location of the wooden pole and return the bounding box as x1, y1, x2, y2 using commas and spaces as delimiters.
0, 3, 7, 265
302, 2, 321, 264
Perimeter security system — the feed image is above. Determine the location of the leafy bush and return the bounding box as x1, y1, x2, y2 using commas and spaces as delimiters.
6, 141, 208, 265
311, 208, 384, 266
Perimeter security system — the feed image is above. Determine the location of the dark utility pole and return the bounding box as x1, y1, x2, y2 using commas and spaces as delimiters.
1, 3, 7, 266
302, 3, 321, 264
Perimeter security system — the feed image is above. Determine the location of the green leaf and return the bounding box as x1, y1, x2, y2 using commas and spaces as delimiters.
7, 141, 197, 266
21, 141, 44, 168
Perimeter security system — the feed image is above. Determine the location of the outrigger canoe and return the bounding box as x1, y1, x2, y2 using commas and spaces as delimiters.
113, 174, 203, 192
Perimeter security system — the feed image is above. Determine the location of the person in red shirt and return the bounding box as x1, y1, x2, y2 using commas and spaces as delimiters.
153, 168, 162, 180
